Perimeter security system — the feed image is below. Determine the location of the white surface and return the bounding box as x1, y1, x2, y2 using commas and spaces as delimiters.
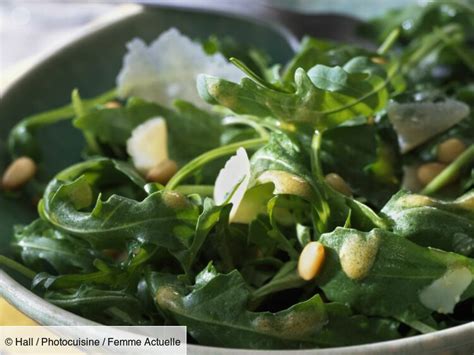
0, 1, 122, 88
0, 2, 114, 68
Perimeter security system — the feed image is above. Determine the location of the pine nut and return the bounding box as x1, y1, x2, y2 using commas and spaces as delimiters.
437, 138, 466, 163
417, 162, 446, 186
2, 157, 37, 190
371, 56, 387, 65
146, 159, 178, 184
298, 241, 325, 281
102, 249, 127, 261
162, 190, 189, 210
104, 101, 121, 109
325, 173, 352, 196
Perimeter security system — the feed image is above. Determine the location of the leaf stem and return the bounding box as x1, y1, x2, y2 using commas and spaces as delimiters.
250, 273, 303, 301
8, 88, 116, 157
421, 145, 474, 195
166, 138, 267, 190
434, 26, 474, 73
402, 24, 460, 74
377, 27, 401, 55
72, 89, 103, 155
230, 57, 287, 92
0, 255, 36, 280
398, 318, 437, 334
310, 130, 324, 179
222, 116, 269, 139
175, 185, 214, 196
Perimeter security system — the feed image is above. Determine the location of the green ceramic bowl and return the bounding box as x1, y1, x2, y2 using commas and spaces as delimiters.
0, 4, 473, 354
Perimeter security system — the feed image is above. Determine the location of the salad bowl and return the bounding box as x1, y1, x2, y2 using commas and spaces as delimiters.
1, 2, 473, 354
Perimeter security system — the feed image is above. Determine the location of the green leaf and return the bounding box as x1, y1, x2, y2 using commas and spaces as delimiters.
361, 1, 474, 44
32, 267, 126, 290
400, 23, 470, 85
149, 267, 399, 349
198, 57, 390, 129
317, 227, 474, 321
250, 131, 313, 182
42, 183, 198, 251
240, 255, 283, 290
250, 261, 305, 301
45, 158, 145, 191
251, 131, 387, 235
32, 242, 157, 291
39, 159, 199, 250
263, 197, 298, 259
112, 160, 147, 188
282, 37, 371, 85
45, 285, 153, 325
320, 123, 400, 208
74, 97, 223, 165
382, 191, 474, 256
210, 208, 251, 272
247, 216, 276, 255
171, 199, 228, 274
251, 132, 335, 235
202, 35, 271, 80
194, 261, 219, 289
13, 219, 95, 274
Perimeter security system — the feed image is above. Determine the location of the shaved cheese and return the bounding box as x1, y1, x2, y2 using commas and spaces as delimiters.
126, 117, 168, 174
388, 99, 470, 153
419, 267, 472, 314
214, 148, 252, 223
117, 28, 244, 108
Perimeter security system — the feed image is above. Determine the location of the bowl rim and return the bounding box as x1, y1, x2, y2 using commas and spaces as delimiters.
0, 3, 473, 354
2, 270, 474, 354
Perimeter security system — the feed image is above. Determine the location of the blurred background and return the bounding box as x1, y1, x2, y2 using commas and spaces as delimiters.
0, 0, 420, 88
0, 1, 125, 87
1, 2, 113, 70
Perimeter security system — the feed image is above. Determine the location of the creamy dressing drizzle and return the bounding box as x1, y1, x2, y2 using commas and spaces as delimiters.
339, 231, 381, 280
257, 170, 312, 200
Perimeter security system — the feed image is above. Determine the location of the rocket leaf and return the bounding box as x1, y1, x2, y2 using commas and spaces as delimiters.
148, 265, 399, 349
198, 57, 390, 129
317, 227, 474, 321
39, 159, 199, 250
74, 98, 223, 166
382, 190, 474, 256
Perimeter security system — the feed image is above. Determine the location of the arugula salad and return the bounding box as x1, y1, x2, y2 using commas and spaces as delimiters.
1, 1, 474, 349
